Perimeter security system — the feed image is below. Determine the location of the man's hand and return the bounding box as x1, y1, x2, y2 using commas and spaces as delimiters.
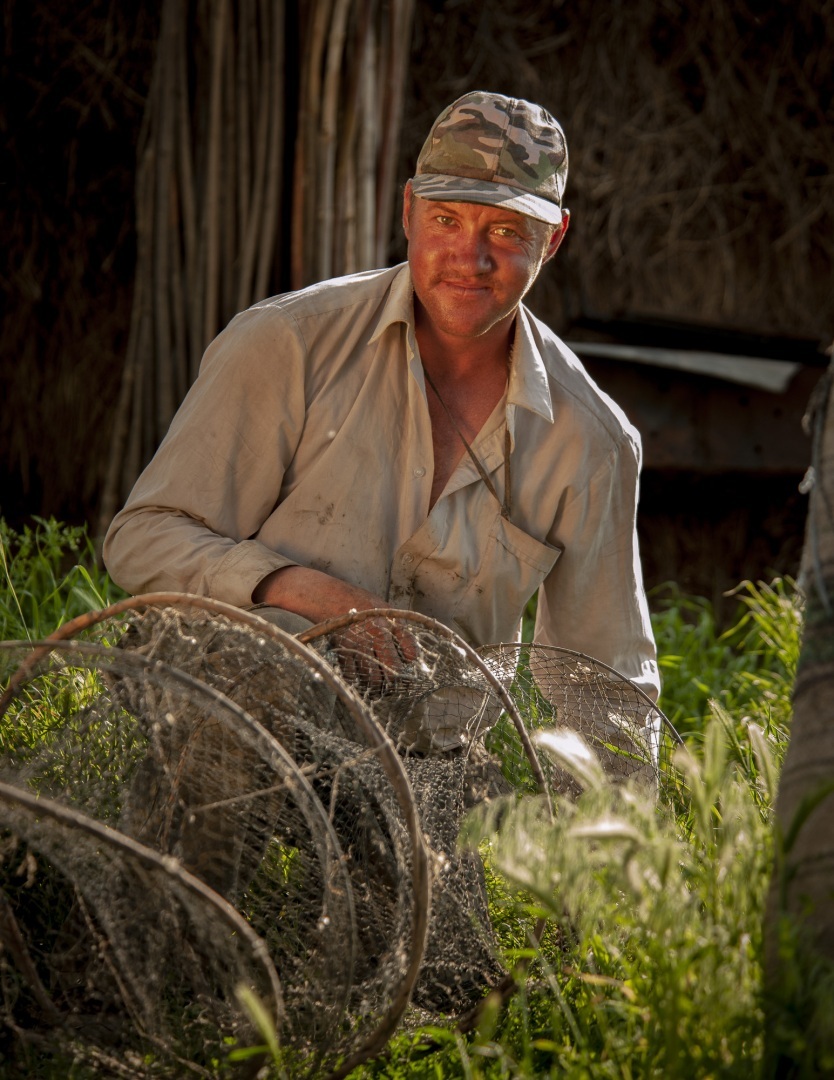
329, 614, 420, 696
252, 566, 418, 694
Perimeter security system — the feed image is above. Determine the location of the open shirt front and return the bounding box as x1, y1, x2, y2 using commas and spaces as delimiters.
104, 264, 660, 700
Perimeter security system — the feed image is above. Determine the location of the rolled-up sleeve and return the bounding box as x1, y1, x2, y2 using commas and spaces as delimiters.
103, 307, 308, 608
534, 429, 660, 702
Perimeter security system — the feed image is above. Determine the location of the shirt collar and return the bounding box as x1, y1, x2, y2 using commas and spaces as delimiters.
368, 263, 555, 425
508, 305, 555, 423
368, 263, 414, 345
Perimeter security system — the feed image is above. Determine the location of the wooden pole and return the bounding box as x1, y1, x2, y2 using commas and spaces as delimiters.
254, 0, 286, 301
103, 0, 416, 527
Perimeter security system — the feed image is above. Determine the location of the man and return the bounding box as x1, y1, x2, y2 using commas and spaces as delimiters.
104, 91, 660, 707
104, 92, 660, 1015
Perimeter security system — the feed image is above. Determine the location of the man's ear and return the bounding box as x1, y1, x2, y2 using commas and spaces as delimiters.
402, 180, 413, 239
543, 208, 570, 263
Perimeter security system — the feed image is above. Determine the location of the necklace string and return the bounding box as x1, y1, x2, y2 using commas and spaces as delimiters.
423, 366, 512, 520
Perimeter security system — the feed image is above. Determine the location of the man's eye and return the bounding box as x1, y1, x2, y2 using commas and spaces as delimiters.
494, 227, 517, 238
436, 215, 455, 225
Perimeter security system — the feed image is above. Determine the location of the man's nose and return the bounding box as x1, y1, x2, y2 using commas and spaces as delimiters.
452, 229, 493, 272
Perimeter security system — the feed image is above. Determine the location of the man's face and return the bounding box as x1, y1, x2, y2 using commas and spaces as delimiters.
403, 184, 566, 344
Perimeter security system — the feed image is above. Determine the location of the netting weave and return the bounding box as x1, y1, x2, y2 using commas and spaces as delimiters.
0, 594, 679, 1076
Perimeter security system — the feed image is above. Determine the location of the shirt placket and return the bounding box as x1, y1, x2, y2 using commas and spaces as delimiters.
387, 332, 437, 605
389, 520, 442, 608
388, 418, 508, 611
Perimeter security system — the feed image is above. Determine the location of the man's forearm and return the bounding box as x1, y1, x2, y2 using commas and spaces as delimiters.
252, 566, 389, 623
254, 566, 418, 691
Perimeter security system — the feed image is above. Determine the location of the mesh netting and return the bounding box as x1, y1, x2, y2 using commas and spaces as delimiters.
479, 641, 671, 797
0, 595, 679, 1076
0, 780, 281, 1078
298, 609, 678, 1019
296, 610, 673, 789
0, 611, 428, 1078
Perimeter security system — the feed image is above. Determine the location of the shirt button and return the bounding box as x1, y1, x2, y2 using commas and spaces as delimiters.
402, 552, 414, 565
413, 466, 426, 478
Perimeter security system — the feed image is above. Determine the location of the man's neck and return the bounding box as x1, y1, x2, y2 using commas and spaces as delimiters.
414, 302, 516, 509
415, 307, 517, 382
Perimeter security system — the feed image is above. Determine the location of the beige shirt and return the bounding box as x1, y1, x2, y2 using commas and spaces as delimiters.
104, 264, 660, 699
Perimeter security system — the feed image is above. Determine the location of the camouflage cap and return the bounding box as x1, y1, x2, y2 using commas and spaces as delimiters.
410, 92, 568, 225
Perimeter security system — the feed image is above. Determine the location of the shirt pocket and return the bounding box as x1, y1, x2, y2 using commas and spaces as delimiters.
452, 513, 562, 645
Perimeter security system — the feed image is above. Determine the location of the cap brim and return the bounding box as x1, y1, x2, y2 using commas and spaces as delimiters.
410, 173, 563, 226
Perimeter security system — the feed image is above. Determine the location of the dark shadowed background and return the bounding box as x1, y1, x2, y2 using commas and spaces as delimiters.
2, 0, 832, 619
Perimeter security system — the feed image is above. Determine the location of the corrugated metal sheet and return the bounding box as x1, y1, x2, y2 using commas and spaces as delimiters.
568, 341, 801, 393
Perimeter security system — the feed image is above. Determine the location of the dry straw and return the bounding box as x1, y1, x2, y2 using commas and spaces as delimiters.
400, 0, 834, 337
2, 1, 830, 528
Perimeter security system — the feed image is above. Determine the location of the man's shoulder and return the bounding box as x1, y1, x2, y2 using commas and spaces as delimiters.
200, 264, 410, 378
249, 264, 408, 324
522, 306, 640, 449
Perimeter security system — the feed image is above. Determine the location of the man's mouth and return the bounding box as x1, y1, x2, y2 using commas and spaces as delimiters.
439, 279, 491, 293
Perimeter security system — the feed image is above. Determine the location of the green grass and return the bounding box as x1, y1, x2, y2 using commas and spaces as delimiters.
0, 519, 819, 1077
389, 715, 770, 1079
0, 519, 132, 788
0, 516, 125, 640
651, 577, 800, 744
343, 580, 806, 1078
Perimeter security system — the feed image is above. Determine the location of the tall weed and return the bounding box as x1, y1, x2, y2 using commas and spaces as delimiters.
453, 720, 770, 1078
0, 517, 124, 640
652, 578, 801, 744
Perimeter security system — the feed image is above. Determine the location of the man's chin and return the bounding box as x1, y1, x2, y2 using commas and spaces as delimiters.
423, 301, 507, 339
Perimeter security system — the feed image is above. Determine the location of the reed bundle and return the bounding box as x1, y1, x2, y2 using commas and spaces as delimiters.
99, 0, 415, 529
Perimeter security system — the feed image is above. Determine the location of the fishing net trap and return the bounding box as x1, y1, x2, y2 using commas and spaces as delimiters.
0, 594, 680, 1076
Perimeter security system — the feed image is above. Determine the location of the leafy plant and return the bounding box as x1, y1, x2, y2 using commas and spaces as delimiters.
0, 517, 125, 640
651, 577, 801, 744
454, 718, 770, 1077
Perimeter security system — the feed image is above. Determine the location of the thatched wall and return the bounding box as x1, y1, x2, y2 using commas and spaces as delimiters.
2, 0, 831, 605
398, 0, 834, 341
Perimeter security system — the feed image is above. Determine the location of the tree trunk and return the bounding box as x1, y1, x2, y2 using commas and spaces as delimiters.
765, 358, 834, 1073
